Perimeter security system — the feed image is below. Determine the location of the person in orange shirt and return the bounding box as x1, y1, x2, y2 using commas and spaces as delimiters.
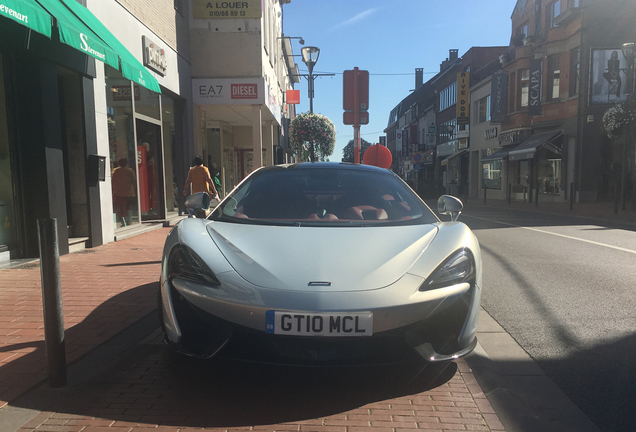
112, 158, 136, 225
183, 156, 218, 198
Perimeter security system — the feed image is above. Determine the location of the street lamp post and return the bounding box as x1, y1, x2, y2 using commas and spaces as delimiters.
621, 42, 635, 211
301, 46, 320, 113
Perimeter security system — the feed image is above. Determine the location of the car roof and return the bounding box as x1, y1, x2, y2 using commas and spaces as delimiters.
257, 162, 393, 175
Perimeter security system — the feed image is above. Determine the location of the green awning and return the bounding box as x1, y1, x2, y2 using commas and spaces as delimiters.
34, 0, 119, 69
59, 0, 161, 93
1, 0, 52, 38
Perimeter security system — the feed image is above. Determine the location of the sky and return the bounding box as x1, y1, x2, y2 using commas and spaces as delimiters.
282, 0, 518, 161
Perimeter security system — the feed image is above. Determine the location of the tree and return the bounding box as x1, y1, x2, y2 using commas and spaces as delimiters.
341, 138, 373, 163
289, 112, 336, 161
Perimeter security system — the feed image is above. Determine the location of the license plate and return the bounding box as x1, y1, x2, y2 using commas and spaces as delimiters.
265, 311, 373, 336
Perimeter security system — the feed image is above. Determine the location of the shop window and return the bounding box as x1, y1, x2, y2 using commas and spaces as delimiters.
133, 84, 160, 120
106, 66, 139, 229
569, 48, 580, 97
482, 160, 502, 190
548, 54, 560, 101
0, 54, 18, 250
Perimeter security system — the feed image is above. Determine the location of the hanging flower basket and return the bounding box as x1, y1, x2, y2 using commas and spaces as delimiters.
602, 101, 636, 139
289, 112, 336, 160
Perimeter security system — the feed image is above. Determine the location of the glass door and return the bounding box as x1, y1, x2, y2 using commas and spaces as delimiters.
0, 54, 18, 252
136, 119, 164, 220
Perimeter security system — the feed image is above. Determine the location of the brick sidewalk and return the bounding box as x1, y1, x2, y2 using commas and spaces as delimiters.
0, 226, 506, 431
0, 228, 170, 407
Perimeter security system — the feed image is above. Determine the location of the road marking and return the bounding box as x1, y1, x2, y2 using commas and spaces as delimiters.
465, 214, 636, 255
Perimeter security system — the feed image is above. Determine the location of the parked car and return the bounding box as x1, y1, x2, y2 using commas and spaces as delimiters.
159, 162, 482, 365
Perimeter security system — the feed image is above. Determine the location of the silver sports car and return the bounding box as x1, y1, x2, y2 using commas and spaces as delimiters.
159, 162, 481, 365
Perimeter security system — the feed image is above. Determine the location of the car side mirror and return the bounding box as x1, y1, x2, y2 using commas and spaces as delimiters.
437, 195, 463, 221
185, 192, 211, 215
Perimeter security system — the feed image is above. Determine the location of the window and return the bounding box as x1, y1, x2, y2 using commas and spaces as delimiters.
567, 0, 579, 7
517, 23, 529, 38
509, 71, 516, 112
546, 0, 562, 28
483, 160, 502, 190
474, 95, 491, 124
548, 54, 560, 100
439, 82, 457, 111
569, 48, 580, 96
520, 69, 530, 108
438, 119, 456, 144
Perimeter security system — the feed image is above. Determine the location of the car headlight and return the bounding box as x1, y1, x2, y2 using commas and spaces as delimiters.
168, 244, 221, 286
419, 248, 475, 291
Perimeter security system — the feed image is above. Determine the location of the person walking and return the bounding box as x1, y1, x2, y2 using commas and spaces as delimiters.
183, 156, 218, 198
111, 158, 136, 226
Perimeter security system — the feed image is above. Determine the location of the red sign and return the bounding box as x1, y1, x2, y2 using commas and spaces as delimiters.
343, 69, 369, 111
343, 111, 369, 125
231, 83, 258, 99
286, 89, 300, 104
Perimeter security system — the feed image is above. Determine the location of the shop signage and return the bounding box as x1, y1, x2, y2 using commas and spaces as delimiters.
528, 59, 542, 115
427, 125, 436, 134
456, 130, 469, 139
396, 129, 403, 152
490, 73, 508, 123
193, 78, 264, 105
232, 83, 258, 99
499, 129, 531, 145
286, 89, 300, 104
142, 36, 167, 76
192, 0, 262, 19
458, 138, 468, 149
484, 127, 498, 140
456, 72, 470, 125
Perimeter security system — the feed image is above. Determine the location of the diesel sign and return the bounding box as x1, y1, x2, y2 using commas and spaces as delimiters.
231, 83, 257, 99
142, 36, 167, 76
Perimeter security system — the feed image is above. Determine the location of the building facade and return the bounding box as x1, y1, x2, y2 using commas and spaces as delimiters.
189, 0, 297, 195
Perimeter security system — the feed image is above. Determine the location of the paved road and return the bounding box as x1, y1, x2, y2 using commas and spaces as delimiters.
460, 204, 636, 432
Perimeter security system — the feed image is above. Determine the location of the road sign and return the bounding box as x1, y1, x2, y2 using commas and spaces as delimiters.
343, 111, 369, 125
413, 163, 422, 171
412, 152, 423, 162
343, 69, 369, 111
286, 89, 300, 104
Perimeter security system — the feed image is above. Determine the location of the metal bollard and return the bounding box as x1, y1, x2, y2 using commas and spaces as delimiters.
508, 183, 512, 205
535, 181, 539, 207
570, 182, 575, 211
37, 219, 67, 387
483, 184, 487, 204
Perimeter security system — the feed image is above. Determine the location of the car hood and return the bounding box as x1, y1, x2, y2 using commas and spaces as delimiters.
206, 222, 438, 292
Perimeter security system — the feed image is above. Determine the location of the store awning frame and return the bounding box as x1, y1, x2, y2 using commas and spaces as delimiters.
508, 131, 563, 161
440, 149, 467, 166
1, 0, 52, 38
59, 0, 161, 93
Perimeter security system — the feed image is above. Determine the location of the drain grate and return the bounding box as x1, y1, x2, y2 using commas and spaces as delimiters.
73, 250, 97, 254
130, 248, 143, 250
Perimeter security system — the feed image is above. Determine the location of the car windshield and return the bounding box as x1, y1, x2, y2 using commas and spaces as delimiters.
209, 164, 439, 226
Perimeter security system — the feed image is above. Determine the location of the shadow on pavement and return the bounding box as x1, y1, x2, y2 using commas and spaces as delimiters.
4, 282, 458, 429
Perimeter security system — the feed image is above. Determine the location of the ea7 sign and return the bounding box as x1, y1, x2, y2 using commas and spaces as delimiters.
456, 72, 470, 125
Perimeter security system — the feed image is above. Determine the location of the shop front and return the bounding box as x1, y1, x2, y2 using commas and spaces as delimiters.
0, 0, 166, 261
193, 78, 283, 193
507, 131, 564, 202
